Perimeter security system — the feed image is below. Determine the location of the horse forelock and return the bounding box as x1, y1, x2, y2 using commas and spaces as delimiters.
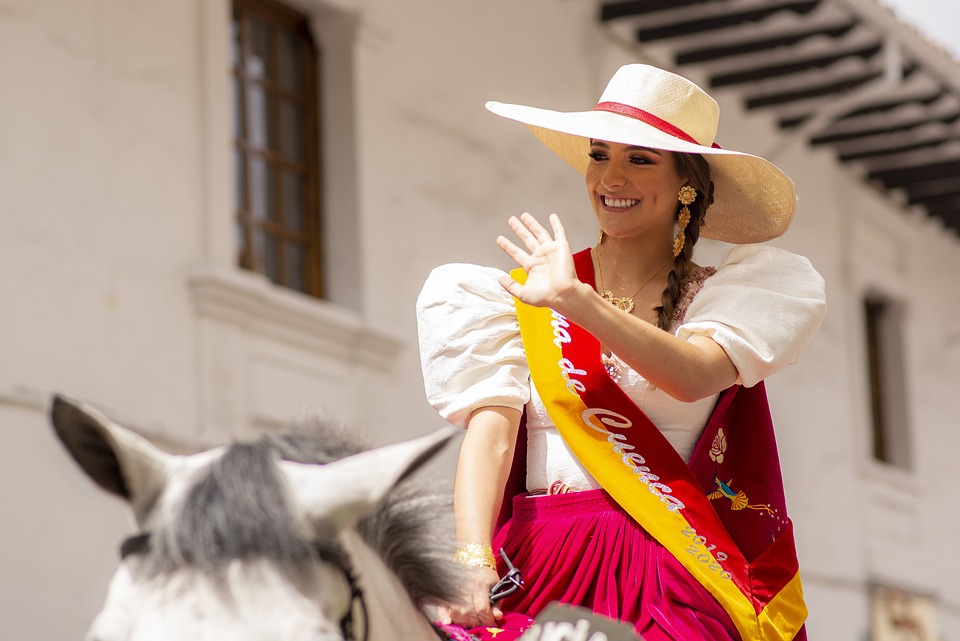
143, 423, 465, 606
150, 441, 313, 575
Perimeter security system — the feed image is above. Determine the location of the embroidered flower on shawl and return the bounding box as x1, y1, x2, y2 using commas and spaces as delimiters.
709, 427, 727, 464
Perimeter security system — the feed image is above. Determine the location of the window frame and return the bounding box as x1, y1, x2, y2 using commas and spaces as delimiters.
193, 0, 382, 435
232, 0, 324, 298
862, 291, 913, 470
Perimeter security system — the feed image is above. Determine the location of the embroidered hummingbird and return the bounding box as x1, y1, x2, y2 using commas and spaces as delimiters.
707, 476, 774, 516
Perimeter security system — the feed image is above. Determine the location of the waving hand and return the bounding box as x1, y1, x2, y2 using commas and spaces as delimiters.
496, 213, 583, 314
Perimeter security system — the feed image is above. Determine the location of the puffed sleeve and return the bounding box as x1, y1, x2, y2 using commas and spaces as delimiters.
677, 245, 827, 387
416, 263, 531, 429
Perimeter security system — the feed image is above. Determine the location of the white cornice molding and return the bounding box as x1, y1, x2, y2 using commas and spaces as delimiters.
0, 384, 48, 412
0, 384, 206, 452
187, 266, 406, 369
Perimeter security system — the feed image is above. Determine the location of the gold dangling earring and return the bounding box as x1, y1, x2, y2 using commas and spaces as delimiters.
673, 185, 697, 257
598, 229, 604, 245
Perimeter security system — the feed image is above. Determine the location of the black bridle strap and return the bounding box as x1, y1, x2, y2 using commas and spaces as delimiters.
118, 533, 369, 641
120, 532, 151, 559
311, 539, 369, 641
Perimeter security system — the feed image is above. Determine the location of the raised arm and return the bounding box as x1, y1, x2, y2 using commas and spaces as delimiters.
497, 213, 738, 402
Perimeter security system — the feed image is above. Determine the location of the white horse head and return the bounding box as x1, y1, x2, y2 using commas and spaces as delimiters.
50, 395, 464, 641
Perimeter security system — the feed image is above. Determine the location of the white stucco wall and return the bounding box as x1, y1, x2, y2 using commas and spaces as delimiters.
1, 0, 958, 639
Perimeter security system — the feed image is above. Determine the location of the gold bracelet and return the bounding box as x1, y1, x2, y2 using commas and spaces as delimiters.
453, 543, 497, 570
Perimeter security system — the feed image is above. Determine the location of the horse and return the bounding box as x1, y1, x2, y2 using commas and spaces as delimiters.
51, 395, 637, 641
50, 394, 469, 641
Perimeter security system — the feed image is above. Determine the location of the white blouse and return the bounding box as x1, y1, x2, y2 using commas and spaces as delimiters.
416, 244, 826, 493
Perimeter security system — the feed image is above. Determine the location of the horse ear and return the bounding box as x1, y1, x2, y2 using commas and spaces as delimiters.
280, 426, 457, 531
49, 394, 174, 523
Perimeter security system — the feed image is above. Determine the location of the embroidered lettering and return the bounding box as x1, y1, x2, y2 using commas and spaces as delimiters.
648, 482, 674, 496
680, 526, 732, 580
629, 464, 659, 484
558, 358, 586, 394
659, 494, 686, 512
581, 407, 631, 433
551, 311, 572, 349
580, 408, 682, 513
608, 433, 636, 456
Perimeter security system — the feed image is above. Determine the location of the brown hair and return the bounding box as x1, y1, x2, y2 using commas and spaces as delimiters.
654, 153, 714, 330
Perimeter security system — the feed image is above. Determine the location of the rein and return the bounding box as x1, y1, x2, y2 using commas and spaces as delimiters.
119, 533, 370, 641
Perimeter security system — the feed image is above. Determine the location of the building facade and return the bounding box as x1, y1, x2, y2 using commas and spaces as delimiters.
1, 0, 958, 638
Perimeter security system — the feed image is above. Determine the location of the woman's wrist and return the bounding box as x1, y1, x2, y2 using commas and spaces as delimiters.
553, 280, 600, 323
453, 543, 497, 570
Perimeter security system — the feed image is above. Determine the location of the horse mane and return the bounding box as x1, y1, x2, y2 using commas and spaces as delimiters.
148, 421, 464, 607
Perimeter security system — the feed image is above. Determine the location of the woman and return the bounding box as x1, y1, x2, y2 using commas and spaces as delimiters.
418, 64, 826, 641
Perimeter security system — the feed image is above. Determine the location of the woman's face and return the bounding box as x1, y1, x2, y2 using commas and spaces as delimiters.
585, 140, 686, 242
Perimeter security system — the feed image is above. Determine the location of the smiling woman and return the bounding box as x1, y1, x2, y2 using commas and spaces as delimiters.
416, 64, 827, 641
583, 141, 713, 329
586, 143, 682, 246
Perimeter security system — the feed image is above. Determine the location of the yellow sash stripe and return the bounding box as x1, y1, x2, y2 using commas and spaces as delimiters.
758, 573, 808, 639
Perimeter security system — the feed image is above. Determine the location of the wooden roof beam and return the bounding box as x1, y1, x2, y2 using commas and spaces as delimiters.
711, 41, 882, 87
914, 196, 960, 233
676, 16, 855, 63
701, 21, 878, 76
869, 158, 960, 189
600, 0, 713, 21
902, 176, 960, 203
760, 74, 900, 159
778, 81, 941, 129
747, 68, 882, 108
812, 91, 960, 143
854, 139, 960, 174
633, 0, 821, 42
835, 121, 960, 160
769, 57, 930, 127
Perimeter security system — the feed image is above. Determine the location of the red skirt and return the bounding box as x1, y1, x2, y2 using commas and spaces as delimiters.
490, 489, 741, 641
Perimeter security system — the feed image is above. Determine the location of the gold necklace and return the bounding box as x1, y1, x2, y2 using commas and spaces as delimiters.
595, 245, 672, 314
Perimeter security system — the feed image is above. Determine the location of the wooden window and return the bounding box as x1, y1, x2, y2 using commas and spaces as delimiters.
232, 0, 323, 297
864, 294, 912, 469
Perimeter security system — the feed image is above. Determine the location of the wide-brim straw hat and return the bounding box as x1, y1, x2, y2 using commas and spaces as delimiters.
485, 64, 797, 244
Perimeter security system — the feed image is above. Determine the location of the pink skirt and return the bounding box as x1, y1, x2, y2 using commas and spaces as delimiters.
490, 489, 740, 641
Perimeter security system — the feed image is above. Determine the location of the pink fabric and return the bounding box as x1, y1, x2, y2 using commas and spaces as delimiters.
490, 490, 740, 641
437, 613, 535, 641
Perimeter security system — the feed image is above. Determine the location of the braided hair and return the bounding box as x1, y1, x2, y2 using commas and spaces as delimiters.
654, 153, 714, 331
